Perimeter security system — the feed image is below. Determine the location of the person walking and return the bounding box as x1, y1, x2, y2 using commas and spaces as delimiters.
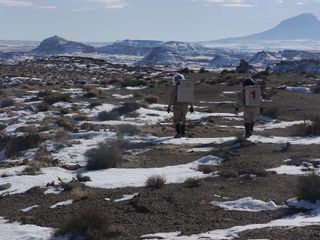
235, 78, 262, 138
167, 73, 194, 138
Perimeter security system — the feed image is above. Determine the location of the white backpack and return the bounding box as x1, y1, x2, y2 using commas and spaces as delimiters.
177, 80, 194, 103
245, 85, 261, 107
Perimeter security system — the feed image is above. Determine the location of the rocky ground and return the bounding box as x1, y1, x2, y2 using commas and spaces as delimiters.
1, 56, 320, 240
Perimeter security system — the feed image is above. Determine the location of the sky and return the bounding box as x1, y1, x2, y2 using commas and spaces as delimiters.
1, 0, 320, 42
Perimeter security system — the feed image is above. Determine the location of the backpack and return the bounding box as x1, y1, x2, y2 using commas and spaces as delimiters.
177, 80, 194, 103
245, 85, 261, 107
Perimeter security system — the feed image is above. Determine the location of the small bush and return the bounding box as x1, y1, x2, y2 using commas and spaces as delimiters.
89, 100, 102, 108
184, 177, 201, 188
145, 175, 166, 189
21, 161, 41, 175
117, 124, 140, 136
86, 141, 123, 170
144, 95, 159, 104
37, 102, 50, 112
0, 98, 15, 108
295, 117, 320, 136
198, 165, 216, 174
120, 79, 147, 88
83, 87, 102, 98
112, 101, 142, 116
220, 169, 239, 179
97, 111, 120, 121
262, 106, 279, 119
0, 183, 11, 191
298, 173, 320, 202
54, 207, 121, 240
43, 91, 70, 105
5, 134, 42, 158
239, 168, 268, 177
15, 125, 38, 134
77, 173, 91, 182
55, 117, 74, 131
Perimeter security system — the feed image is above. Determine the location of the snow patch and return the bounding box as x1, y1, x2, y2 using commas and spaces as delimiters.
211, 197, 286, 212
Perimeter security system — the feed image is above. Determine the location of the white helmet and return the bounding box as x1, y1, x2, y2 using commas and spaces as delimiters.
172, 73, 185, 85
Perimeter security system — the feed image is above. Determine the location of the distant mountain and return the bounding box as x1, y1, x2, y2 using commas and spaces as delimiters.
249, 51, 283, 66
272, 59, 320, 75
32, 35, 95, 54
135, 47, 183, 66
97, 39, 163, 56
208, 54, 240, 68
211, 13, 320, 43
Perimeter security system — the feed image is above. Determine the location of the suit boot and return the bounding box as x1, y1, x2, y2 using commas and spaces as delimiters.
174, 124, 181, 138
244, 123, 251, 138
249, 122, 255, 136
181, 125, 186, 137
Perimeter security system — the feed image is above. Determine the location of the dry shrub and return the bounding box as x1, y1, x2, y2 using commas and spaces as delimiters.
112, 101, 142, 116
15, 125, 38, 134
298, 173, 320, 202
71, 186, 89, 201
0, 98, 15, 108
184, 177, 201, 188
86, 140, 123, 170
37, 102, 50, 112
97, 111, 120, 121
54, 207, 122, 240
145, 175, 166, 189
239, 168, 268, 177
294, 117, 320, 136
144, 95, 159, 104
83, 87, 103, 98
0, 183, 11, 191
198, 165, 216, 174
77, 173, 91, 182
117, 124, 140, 136
5, 134, 42, 158
53, 130, 70, 149
220, 169, 239, 179
21, 161, 41, 175
120, 79, 147, 88
55, 116, 75, 131
43, 91, 70, 105
262, 106, 280, 119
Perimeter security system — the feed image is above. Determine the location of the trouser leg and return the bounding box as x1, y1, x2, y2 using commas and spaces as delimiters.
174, 124, 181, 138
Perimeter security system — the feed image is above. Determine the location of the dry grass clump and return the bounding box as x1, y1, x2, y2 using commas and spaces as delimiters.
22, 147, 57, 175
120, 78, 147, 88
117, 124, 140, 136
220, 169, 239, 179
112, 101, 143, 116
83, 86, 103, 98
15, 125, 38, 134
294, 117, 320, 136
238, 168, 268, 177
144, 95, 159, 104
298, 173, 320, 202
42, 91, 71, 105
145, 175, 166, 189
0, 183, 11, 191
54, 207, 122, 240
5, 133, 42, 158
77, 173, 91, 182
86, 140, 124, 170
184, 177, 201, 188
262, 106, 280, 119
97, 111, 120, 121
0, 97, 15, 108
198, 165, 216, 174
55, 116, 75, 131
37, 102, 50, 112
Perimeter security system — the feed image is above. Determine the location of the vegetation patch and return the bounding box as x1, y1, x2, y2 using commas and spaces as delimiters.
54, 207, 122, 240
298, 173, 320, 202
145, 175, 166, 189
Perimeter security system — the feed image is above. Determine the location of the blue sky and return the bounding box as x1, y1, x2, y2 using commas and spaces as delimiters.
1, 0, 320, 42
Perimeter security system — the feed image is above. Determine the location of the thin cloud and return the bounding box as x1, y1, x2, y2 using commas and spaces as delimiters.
0, 0, 34, 7
37, 5, 58, 10
84, 0, 127, 9
205, 0, 253, 7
